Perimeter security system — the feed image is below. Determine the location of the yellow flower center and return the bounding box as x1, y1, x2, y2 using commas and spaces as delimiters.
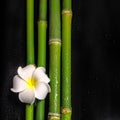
26, 78, 37, 89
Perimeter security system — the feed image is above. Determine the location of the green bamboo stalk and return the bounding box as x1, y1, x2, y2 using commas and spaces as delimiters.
48, 0, 61, 120
26, 105, 34, 120
36, 0, 47, 120
61, 0, 72, 120
26, 0, 34, 120
26, 0, 34, 64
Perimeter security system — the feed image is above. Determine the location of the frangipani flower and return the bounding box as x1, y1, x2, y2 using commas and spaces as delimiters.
11, 64, 51, 104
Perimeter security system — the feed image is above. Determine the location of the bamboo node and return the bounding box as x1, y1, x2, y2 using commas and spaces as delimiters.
49, 39, 61, 45
62, 10, 72, 15
48, 112, 60, 120
61, 108, 72, 114
37, 20, 47, 23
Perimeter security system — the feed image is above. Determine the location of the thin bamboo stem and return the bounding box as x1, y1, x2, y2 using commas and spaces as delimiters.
48, 0, 61, 119
48, 41, 61, 120
36, 0, 47, 120
26, 0, 34, 64
63, 0, 71, 10
26, 105, 34, 120
61, 0, 72, 119
61, 10, 72, 107
26, 0, 34, 120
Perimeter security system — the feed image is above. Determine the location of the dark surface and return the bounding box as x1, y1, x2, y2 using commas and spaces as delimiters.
1, 0, 120, 120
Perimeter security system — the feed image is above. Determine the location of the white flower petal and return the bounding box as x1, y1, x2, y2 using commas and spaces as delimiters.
18, 88, 35, 104
33, 67, 50, 83
38, 67, 46, 73
17, 64, 36, 80
11, 75, 26, 93
35, 82, 51, 100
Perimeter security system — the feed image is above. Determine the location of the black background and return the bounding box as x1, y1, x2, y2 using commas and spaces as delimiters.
1, 0, 120, 120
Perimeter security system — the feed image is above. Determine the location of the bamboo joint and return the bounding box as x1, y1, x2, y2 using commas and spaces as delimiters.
49, 39, 61, 45
62, 10, 72, 16
37, 20, 47, 23
48, 113, 60, 120
61, 108, 72, 114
